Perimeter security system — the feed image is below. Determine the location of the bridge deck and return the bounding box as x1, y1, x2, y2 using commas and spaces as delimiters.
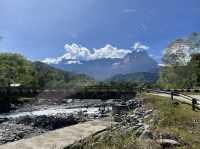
0, 120, 112, 149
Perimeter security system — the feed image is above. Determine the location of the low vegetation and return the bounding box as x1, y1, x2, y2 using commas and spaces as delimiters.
109, 72, 159, 84
141, 94, 200, 149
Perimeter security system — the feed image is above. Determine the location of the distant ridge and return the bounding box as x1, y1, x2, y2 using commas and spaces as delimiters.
51, 50, 158, 80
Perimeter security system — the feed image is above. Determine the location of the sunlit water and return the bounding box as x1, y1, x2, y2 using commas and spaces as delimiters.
0, 106, 111, 119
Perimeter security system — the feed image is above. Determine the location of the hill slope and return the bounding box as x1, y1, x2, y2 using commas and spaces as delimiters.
0, 53, 94, 88
109, 72, 159, 83
33, 62, 94, 88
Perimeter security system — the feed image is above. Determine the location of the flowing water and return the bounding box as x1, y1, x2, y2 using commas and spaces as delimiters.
0, 106, 111, 119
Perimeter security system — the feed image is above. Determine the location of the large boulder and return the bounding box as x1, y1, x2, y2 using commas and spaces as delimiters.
157, 139, 180, 147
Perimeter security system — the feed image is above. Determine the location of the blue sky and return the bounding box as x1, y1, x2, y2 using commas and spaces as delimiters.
0, 0, 200, 62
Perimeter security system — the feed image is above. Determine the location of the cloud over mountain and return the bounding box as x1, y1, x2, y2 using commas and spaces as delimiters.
42, 42, 149, 64
132, 42, 149, 51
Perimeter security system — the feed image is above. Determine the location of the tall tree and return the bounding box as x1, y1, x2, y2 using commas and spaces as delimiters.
0, 53, 38, 87
188, 53, 200, 87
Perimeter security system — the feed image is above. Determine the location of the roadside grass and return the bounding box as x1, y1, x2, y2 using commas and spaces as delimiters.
66, 128, 160, 149
141, 93, 200, 149
181, 92, 200, 96
66, 116, 138, 149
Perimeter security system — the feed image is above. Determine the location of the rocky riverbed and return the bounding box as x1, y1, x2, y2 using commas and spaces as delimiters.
0, 113, 80, 144
0, 99, 113, 145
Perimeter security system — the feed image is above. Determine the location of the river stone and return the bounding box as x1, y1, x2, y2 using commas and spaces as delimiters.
157, 139, 180, 147
0, 118, 8, 124
0, 122, 45, 145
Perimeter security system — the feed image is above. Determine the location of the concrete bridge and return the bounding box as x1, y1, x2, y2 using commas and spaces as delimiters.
0, 120, 112, 149
0, 86, 137, 100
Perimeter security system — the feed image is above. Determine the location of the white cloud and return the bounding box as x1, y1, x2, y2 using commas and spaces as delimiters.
42, 42, 150, 64
158, 63, 170, 67
42, 58, 61, 64
62, 44, 92, 60
112, 62, 121, 66
91, 44, 131, 60
67, 60, 82, 64
149, 54, 161, 60
132, 42, 149, 51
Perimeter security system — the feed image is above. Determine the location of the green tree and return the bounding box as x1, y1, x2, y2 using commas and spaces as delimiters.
188, 53, 200, 87
0, 53, 38, 87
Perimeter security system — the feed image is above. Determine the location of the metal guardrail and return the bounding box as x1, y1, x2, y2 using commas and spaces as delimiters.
146, 89, 200, 110
157, 88, 200, 93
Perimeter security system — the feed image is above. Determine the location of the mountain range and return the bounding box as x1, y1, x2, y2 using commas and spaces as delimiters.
50, 50, 158, 80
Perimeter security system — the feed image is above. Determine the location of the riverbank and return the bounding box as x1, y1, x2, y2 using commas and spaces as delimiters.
0, 99, 112, 145
0, 120, 112, 149
66, 93, 200, 149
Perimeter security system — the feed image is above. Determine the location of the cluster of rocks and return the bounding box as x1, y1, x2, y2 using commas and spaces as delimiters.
113, 99, 151, 134
0, 122, 45, 145
0, 118, 8, 124
112, 99, 181, 148
14, 114, 81, 130
0, 113, 84, 145
112, 99, 144, 122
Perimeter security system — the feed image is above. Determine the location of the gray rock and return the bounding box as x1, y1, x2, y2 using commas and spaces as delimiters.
0, 118, 8, 124
157, 139, 180, 146
136, 122, 144, 127
0, 122, 45, 145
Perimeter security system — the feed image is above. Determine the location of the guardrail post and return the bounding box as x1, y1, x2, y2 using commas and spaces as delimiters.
192, 98, 197, 111
171, 91, 174, 101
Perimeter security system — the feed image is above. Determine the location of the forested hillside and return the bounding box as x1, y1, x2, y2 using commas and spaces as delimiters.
0, 53, 37, 87
0, 53, 94, 88
109, 72, 159, 84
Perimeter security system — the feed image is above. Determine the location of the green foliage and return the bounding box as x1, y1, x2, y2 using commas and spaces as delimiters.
158, 65, 192, 89
158, 54, 200, 89
32, 62, 95, 88
0, 53, 95, 88
188, 53, 200, 87
109, 72, 159, 84
0, 53, 38, 87
97, 80, 138, 90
